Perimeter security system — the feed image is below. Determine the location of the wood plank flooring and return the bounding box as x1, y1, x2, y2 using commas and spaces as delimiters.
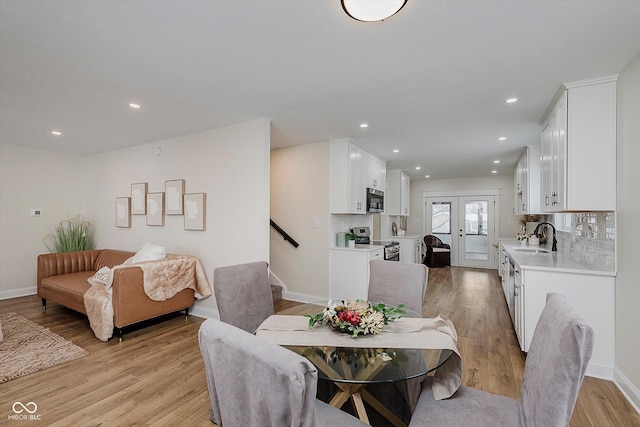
1, 267, 638, 426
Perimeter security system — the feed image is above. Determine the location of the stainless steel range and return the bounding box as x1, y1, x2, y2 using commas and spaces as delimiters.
351, 226, 400, 261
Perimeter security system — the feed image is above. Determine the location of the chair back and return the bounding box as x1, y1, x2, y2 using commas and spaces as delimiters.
368, 260, 428, 314
213, 261, 274, 333
424, 235, 444, 248
198, 319, 319, 426
520, 293, 594, 427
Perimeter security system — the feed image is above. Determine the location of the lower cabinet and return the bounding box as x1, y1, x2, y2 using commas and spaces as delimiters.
329, 248, 383, 300
519, 268, 614, 378
397, 236, 422, 263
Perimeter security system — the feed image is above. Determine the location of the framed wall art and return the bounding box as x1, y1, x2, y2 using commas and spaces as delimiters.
146, 192, 165, 226
184, 193, 206, 231
131, 182, 148, 215
115, 197, 131, 228
165, 179, 185, 215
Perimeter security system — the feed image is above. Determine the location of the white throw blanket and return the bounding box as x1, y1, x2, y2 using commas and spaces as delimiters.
84, 255, 211, 341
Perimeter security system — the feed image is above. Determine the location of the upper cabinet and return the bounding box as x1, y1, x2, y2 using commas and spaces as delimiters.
366, 152, 386, 191
513, 145, 541, 215
386, 169, 411, 216
539, 76, 617, 212
330, 138, 386, 214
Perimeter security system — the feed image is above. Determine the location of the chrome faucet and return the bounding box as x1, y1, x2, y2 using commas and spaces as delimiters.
533, 221, 558, 251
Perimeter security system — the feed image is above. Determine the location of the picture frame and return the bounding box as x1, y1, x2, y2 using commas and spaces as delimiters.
115, 197, 131, 228
184, 193, 206, 231
146, 192, 165, 226
131, 182, 148, 215
165, 179, 185, 215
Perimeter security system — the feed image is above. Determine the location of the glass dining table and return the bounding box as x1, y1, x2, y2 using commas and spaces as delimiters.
259, 301, 454, 427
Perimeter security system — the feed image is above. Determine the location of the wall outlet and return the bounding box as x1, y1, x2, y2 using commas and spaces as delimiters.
31, 209, 43, 217
312, 219, 323, 228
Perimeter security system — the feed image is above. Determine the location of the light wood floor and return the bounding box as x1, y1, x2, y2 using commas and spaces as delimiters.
1, 267, 638, 426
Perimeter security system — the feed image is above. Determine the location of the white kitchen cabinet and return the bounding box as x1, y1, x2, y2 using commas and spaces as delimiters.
366, 153, 386, 192
513, 145, 541, 215
539, 76, 617, 212
395, 235, 422, 263
386, 169, 410, 216
520, 268, 614, 378
330, 138, 366, 214
329, 247, 383, 300
330, 138, 386, 214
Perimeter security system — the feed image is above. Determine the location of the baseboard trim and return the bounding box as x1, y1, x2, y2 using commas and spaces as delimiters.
282, 291, 327, 303
0, 287, 36, 300
614, 367, 640, 415
585, 360, 615, 381
190, 304, 219, 320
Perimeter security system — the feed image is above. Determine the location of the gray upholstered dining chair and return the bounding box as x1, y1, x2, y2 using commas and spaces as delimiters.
367, 259, 429, 416
198, 318, 368, 427
368, 259, 428, 314
408, 293, 593, 427
213, 261, 274, 333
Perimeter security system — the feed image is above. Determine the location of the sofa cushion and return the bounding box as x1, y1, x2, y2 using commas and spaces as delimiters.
41, 271, 95, 309
94, 250, 134, 271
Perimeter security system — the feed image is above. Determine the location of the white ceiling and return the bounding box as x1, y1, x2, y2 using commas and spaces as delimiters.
1, 1, 639, 179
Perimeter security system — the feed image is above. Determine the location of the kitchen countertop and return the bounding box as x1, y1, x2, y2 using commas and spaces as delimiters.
500, 239, 615, 277
330, 244, 385, 252
387, 235, 421, 239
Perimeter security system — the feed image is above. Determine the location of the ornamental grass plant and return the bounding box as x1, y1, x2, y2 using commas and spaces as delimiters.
45, 214, 96, 253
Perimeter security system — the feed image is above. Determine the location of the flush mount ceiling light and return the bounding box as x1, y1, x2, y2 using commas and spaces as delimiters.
505, 98, 518, 104
128, 103, 141, 109
360, 123, 368, 128
498, 136, 507, 141
51, 130, 62, 136
341, 0, 407, 22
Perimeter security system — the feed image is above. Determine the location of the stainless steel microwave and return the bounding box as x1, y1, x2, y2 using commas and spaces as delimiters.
366, 188, 384, 213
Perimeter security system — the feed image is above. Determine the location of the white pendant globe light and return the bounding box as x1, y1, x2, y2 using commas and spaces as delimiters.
341, 0, 407, 22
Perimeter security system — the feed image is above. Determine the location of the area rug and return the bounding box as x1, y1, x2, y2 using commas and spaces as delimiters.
0, 312, 89, 383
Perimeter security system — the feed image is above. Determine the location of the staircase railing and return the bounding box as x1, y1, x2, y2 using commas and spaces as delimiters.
270, 219, 299, 248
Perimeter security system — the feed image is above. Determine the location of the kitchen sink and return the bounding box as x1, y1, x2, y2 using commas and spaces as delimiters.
514, 248, 550, 254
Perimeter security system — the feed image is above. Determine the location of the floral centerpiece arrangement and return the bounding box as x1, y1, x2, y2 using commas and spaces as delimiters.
305, 300, 406, 338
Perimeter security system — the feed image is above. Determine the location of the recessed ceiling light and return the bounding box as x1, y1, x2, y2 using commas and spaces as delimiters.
491, 170, 498, 174
424, 175, 430, 178
129, 103, 141, 109
498, 137, 507, 141
493, 160, 500, 164
506, 98, 518, 104
51, 130, 62, 136
360, 123, 368, 128
392, 149, 399, 153
415, 166, 421, 170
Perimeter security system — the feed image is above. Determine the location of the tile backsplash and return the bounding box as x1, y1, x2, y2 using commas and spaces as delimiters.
556, 211, 615, 269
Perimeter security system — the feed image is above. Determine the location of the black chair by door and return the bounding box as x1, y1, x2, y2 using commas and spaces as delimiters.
423, 235, 451, 267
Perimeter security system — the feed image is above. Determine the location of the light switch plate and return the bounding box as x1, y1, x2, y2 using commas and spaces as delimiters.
31, 209, 43, 217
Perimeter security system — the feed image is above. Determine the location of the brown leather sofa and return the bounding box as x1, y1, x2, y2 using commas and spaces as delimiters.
37, 249, 195, 340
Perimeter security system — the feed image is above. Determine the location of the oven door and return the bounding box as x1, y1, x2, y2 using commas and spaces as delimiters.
385, 246, 400, 261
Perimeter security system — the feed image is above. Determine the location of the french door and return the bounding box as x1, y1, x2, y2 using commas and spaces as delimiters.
424, 193, 497, 268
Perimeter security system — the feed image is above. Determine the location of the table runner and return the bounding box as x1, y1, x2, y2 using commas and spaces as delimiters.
255, 314, 461, 400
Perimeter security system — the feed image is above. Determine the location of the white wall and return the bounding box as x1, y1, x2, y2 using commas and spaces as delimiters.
615, 51, 640, 407
0, 143, 90, 298
0, 118, 271, 318
270, 141, 330, 300
407, 174, 520, 240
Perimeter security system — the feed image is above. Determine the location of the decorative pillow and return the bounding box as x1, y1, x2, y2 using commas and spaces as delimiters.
132, 243, 166, 264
